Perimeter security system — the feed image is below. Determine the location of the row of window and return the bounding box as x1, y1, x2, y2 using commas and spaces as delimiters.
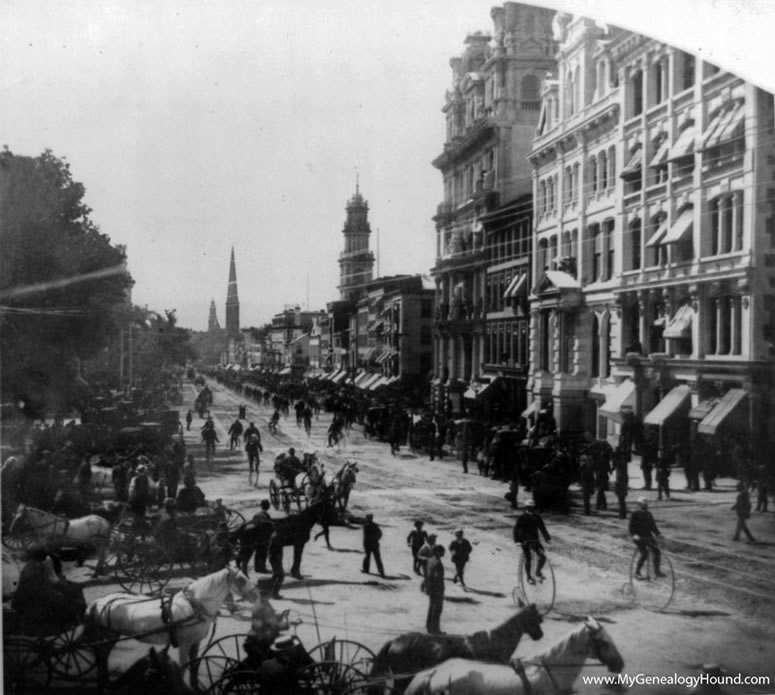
487, 219, 531, 264
537, 147, 617, 215
485, 320, 529, 367
536, 218, 615, 283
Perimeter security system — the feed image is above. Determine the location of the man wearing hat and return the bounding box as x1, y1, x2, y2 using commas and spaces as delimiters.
513, 499, 551, 585
417, 533, 438, 591
361, 513, 385, 578
449, 528, 473, 589
406, 521, 429, 575
128, 463, 151, 532
425, 545, 446, 634
630, 497, 665, 577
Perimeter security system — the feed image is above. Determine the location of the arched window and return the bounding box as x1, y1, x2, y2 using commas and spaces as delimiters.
630, 69, 643, 117
598, 60, 608, 97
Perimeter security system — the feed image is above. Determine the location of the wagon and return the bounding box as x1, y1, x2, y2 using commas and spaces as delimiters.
269, 452, 317, 513
187, 618, 395, 694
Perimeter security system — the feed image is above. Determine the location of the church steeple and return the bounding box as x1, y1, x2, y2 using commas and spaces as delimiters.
226, 247, 240, 337
337, 182, 375, 303
208, 299, 221, 332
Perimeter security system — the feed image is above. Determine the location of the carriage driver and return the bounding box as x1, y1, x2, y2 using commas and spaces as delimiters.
513, 499, 551, 585
243, 589, 294, 665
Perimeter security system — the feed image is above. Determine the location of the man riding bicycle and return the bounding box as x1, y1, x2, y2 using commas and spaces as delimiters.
629, 497, 665, 579
513, 499, 551, 584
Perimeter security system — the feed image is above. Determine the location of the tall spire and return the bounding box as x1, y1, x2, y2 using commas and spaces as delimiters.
338, 184, 375, 302
226, 246, 240, 337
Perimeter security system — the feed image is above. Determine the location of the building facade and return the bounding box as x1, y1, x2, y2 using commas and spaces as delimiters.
431, 2, 556, 418
338, 183, 375, 303
528, 14, 775, 458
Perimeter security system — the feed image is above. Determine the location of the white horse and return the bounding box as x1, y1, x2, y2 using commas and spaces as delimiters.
9, 503, 111, 573
85, 565, 258, 691
332, 460, 358, 510
404, 618, 624, 695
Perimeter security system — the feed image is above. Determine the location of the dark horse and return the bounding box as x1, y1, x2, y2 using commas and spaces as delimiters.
369, 600, 544, 693
111, 646, 195, 695
272, 500, 331, 581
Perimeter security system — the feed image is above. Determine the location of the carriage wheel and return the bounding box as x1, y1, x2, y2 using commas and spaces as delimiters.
308, 639, 376, 675
49, 625, 97, 680
2, 532, 33, 552
3, 636, 49, 689
225, 508, 246, 533
296, 661, 366, 695
211, 669, 262, 695
281, 491, 292, 514
269, 480, 281, 510
185, 633, 245, 693
116, 537, 173, 595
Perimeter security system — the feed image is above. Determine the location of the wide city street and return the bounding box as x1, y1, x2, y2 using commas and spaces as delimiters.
62, 378, 774, 694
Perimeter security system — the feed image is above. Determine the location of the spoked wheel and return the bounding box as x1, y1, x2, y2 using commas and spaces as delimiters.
308, 639, 376, 675
269, 480, 281, 510
225, 508, 246, 532
296, 661, 366, 695
115, 537, 173, 595
185, 633, 245, 693
48, 625, 97, 680
3, 636, 49, 690
2, 533, 33, 552
629, 547, 675, 612
516, 552, 556, 615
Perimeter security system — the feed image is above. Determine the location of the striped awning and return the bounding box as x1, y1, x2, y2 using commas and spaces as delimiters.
598, 379, 636, 424
643, 385, 691, 426
698, 389, 747, 436
664, 304, 694, 339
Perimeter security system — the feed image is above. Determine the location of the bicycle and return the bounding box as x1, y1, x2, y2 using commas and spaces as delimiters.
512, 541, 556, 615
623, 539, 675, 612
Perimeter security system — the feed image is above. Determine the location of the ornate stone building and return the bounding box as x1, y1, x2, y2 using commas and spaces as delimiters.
431, 2, 556, 417
338, 182, 375, 303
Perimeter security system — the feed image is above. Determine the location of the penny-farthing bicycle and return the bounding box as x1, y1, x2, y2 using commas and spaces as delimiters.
512, 541, 556, 615
623, 542, 675, 612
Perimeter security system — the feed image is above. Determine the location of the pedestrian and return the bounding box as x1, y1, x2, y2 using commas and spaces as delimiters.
228, 418, 244, 451
449, 529, 472, 589
182, 454, 197, 486
476, 446, 488, 477
656, 451, 671, 501
629, 497, 665, 578
253, 500, 274, 572
732, 484, 756, 543
417, 533, 437, 590
640, 431, 656, 490
127, 463, 151, 534
246, 433, 263, 486
361, 513, 385, 578
579, 454, 595, 515
513, 499, 551, 585
613, 447, 629, 520
593, 444, 611, 511
186, 409, 193, 431
406, 521, 428, 575
425, 545, 446, 635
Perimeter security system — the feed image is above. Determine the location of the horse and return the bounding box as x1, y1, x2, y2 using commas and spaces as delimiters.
111, 646, 195, 695
331, 459, 358, 510
369, 600, 543, 693
84, 565, 258, 691
8, 503, 110, 573
271, 501, 330, 579
294, 457, 328, 503
403, 617, 624, 695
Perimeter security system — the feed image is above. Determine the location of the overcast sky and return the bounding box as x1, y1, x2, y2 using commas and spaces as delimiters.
3, 0, 774, 331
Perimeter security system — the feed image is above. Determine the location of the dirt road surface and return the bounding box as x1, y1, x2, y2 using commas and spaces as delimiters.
42, 379, 775, 693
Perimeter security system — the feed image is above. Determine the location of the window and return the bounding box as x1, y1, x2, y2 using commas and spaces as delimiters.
521, 74, 540, 110
565, 70, 574, 117
540, 311, 551, 371
630, 69, 643, 117
708, 192, 744, 255
591, 314, 601, 378
645, 214, 667, 267
538, 238, 549, 273
652, 57, 668, 105
589, 155, 598, 196
597, 60, 607, 97
627, 219, 642, 271
587, 223, 602, 281
599, 150, 608, 191
603, 219, 615, 280
677, 51, 695, 91
573, 163, 581, 203
608, 146, 616, 184
547, 177, 555, 211
540, 180, 547, 214
420, 325, 432, 345
574, 66, 581, 109
421, 300, 433, 318
549, 235, 559, 269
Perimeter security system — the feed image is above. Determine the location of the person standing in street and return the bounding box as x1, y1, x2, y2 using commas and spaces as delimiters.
253, 500, 274, 572
406, 521, 428, 576
417, 533, 438, 591
228, 418, 244, 451
613, 447, 629, 520
425, 545, 446, 634
186, 409, 193, 431
640, 431, 657, 490
732, 484, 756, 543
449, 529, 472, 589
579, 454, 595, 515
246, 433, 263, 486
656, 451, 671, 501
361, 513, 385, 578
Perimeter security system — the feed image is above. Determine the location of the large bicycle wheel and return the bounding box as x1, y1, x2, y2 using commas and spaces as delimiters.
629, 547, 675, 612
308, 639, 376, 675
297, 661, 366, 695
515, 552, 555, 615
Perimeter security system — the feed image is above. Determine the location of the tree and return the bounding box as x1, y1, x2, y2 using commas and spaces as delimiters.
0, 148, 133, 415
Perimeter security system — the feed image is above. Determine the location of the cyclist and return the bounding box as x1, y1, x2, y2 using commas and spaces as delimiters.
513, 498, 551, 584
268, 409, 280, 434
629, 497, 665, 579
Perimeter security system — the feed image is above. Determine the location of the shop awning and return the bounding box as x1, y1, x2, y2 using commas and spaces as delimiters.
649, 139, 670, 167
645, 220, 669, 247
278, 367, 292, 375
662, 209, 693, 244
620, 146, 642, 178
360, 373, 382, 390
330, 370, 347, 384
503, 273, 527, 299
368, 376, 389, 391
643, 384, 691, 426
702, 102, 744, 149
667, 126, 696, 160
376, 349, 393, 364
698, 389, 748, 436
689, 399, 717, 421
353, 370, 370, 386
464, 377, 501, 400
598, 379, 636, 424
521, 401, 539, 419
664, 304, 694, 339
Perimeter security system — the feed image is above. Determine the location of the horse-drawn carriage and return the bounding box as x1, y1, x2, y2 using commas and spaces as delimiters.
269, 454, 358, 514
108, 502, 246, 595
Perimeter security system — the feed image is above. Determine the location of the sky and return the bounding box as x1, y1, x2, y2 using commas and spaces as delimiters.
3, 0, 774, 331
